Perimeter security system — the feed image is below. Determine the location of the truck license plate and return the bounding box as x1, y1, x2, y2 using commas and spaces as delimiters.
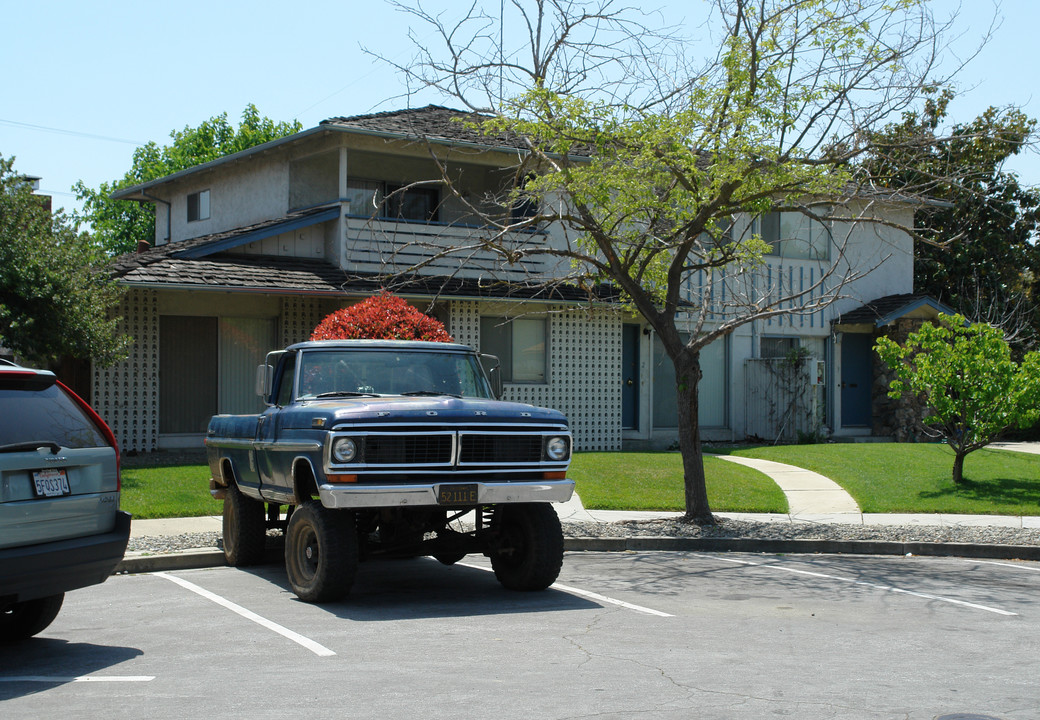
32, 469, 71, 498
438, 483, 479, 506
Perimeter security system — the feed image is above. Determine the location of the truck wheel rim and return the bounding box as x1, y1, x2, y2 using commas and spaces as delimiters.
294, 527, 319, 579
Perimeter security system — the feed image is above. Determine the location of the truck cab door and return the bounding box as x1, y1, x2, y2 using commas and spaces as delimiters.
254, 351, 297, 503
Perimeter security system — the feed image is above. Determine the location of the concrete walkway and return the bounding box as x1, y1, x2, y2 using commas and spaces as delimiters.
989, 441, 1040, 455
714, 455, 860, 516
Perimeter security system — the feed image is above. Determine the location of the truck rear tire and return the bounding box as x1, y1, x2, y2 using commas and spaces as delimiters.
0, 593, 64, 642
284, 501, 358, 603
223, 482, 267, 567
489, 503, 564, 591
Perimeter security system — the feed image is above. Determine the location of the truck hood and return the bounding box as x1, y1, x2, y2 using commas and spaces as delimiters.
295, 395, 567, 428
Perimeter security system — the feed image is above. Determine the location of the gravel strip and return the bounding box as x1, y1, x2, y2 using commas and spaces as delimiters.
126, 518, 1040, 555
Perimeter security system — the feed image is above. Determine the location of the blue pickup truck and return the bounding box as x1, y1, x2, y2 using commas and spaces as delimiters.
205, 339, 574, 602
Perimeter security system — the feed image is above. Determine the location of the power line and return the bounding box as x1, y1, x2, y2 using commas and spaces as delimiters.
0, 118, 147, 146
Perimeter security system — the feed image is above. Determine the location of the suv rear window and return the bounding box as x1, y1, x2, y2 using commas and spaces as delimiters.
0, 384, 108, 449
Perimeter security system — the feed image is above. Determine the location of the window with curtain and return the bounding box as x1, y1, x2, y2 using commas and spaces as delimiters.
651, 335, 727, 429
346, 179, 440, 222
760, 210, 830, 260
480, 316, 547, 383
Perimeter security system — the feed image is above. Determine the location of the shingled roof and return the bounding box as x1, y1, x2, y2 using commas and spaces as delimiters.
112, 105, 595, 202
322, 104, 598, 158
833, 293, 953, 328
109, 223, 611, 302
322, 105, 523, 151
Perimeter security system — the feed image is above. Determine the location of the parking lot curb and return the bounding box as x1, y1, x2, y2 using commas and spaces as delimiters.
564, 536, 1040, 560
117, 549, 228, 574
115, 537, 1040, 574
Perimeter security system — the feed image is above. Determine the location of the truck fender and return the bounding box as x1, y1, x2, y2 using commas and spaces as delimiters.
209, 458, 236, 499
292, 456, 320, 504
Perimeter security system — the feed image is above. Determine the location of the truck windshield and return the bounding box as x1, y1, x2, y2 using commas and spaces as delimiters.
296, 350, 493, 400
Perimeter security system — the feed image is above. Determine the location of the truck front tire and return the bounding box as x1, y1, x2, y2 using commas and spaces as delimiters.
489, 503, 564, 591
223, 482, 267, 566
284, 501, 358, 603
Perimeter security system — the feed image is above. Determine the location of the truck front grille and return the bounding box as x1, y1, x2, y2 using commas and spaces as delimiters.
326, 424, 569, 473
459, 434, 543, 464
365, 434, 454, 465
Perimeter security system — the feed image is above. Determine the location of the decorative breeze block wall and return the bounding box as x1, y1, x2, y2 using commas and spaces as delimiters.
451, 300, 622, 451
448, 301, 481, 348
280, 296, 341, 346
92, 289, 160, 453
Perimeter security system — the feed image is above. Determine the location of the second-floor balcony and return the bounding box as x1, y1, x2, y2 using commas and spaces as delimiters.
340, 213, 560, 284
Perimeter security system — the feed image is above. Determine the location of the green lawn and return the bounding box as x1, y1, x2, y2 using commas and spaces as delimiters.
714, 443, 1040, 516
119, 451, 789, 518
569, 452, 788, 513
121, 464, 219, 519
119, 444, 1040, 519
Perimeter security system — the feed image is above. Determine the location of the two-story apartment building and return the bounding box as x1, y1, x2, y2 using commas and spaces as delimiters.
100, 105, 947, 453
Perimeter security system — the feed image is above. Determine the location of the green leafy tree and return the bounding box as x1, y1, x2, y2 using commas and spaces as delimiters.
865, 90, 1040, 350
0, 155, 128, 366
381, 0, 965, 522
875, 315, 1040, 484
75, 105, 302, 256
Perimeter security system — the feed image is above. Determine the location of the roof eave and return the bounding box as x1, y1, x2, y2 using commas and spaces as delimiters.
110, 126, 333, 201
110, 121, 589, 202
874, 297, 955, 327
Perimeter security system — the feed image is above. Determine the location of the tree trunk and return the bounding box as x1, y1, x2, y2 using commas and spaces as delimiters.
674, 350, 715, 524
952, 450, 967, 485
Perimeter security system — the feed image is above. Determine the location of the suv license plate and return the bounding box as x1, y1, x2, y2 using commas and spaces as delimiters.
33, 469, 71, 498
438, 483, 479, 506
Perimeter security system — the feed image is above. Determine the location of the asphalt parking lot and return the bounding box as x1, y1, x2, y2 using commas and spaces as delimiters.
2, 550, 1038, 720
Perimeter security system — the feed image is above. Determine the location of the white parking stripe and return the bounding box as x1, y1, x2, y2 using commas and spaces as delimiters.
457, 562, 674, 617
0, 676, 154, 683
156, 572, 336, 656
701, 555, 1018, 617
550, 582, 674, 617
967, 559, 1040, 573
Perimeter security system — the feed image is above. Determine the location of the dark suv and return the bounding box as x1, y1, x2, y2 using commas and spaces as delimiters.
0, 364, 130, 641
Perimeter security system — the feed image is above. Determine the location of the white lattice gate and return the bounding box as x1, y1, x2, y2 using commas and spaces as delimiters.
744, 357, 823, 443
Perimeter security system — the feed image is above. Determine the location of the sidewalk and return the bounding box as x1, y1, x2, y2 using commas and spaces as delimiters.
131, 497, 1040, 538
123, 496, 1040, 575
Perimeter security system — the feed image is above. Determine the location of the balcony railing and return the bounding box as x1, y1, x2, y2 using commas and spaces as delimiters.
341, 214, 560, 282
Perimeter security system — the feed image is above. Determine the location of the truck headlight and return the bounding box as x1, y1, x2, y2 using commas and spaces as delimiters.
545, 436, 570, 461
332, 437, 358, 463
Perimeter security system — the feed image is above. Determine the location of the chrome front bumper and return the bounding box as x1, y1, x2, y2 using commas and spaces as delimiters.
317, 479, 575, 509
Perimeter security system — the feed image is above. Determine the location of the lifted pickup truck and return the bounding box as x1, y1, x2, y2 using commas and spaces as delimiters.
205, 339, 574, 602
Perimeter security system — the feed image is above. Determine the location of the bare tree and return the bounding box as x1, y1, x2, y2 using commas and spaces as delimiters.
365, 0, 976, 522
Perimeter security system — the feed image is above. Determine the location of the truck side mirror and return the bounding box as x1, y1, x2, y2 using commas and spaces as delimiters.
479, 353, 503, 399
257, 350, 287, 404
256, 364, 273, 399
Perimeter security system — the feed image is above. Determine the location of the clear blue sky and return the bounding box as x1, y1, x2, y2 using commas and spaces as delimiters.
3, 0, 1036, 216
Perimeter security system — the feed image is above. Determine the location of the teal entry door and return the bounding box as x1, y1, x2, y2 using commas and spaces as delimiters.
622, 324, 640, 430
840, 333, 873, 427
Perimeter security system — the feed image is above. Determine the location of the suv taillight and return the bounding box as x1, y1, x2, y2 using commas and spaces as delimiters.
57, 381, 121, 491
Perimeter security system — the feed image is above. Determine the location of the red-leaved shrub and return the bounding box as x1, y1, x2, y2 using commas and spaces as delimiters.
311, 291, 453, 342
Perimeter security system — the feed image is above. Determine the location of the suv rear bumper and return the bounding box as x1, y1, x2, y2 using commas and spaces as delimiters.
0, 510, 131, 605
318, 479, 575, 509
